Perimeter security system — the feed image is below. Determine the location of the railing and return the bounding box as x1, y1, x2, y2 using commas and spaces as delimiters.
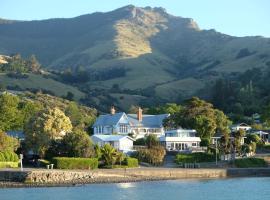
189, 147, 207, 152
133, 145, 147, 150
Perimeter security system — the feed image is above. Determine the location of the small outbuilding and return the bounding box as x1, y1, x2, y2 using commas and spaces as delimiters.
91, 134, 135, 153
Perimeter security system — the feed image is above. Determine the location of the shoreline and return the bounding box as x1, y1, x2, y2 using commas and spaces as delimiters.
0, 167, 270, 188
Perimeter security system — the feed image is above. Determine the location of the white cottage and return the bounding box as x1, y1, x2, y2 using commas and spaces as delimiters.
91, 135, 135, 153
92, 107, 169, 139
159, 129, 201, 152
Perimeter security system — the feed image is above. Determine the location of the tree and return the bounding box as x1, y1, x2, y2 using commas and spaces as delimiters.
101, 144, 117, 166
147, 103, 182, 115
233, 129, 245, 155
27, 55, 41, 73
19, 100, 43, 125
65, 102, 83, 127
24, 107, 72, 156
94, 144, 102, 160
65, 102, 96, 130
164, 97, 231, 142
61, 129, 94, 158
65, 91, 74, 101
215, 109, 231, 154
0, 131, 19, 152
0, 93, 23, 131
145, 134, 159, 148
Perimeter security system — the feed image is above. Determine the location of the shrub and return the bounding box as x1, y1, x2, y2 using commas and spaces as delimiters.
0, 151, 19, 162
0, 162, 19, 168
134, 138, 146, 146
175, 152, 217, 164
52, 157, 98, 169
234, 158, 268, 168
124, 157, 138, 168
134, 146, 166, 166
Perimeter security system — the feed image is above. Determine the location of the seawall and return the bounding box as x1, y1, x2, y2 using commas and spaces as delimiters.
0, 168, 270, 186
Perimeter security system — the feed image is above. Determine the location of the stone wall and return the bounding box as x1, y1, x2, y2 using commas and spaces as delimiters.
0, 170, 95, 183
0, 168, 270, 184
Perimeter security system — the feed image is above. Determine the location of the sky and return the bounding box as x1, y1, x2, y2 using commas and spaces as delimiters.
0, 0, 269, 37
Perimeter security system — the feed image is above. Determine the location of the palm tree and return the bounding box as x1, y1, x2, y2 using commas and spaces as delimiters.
101, 144, 117, 166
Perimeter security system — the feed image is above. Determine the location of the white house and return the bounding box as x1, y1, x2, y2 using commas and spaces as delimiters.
231, 123, 252, 132
159, 129, 201, 152
92, 107, 169, 139
249, 130, 269, 143
91, 134, 135, 153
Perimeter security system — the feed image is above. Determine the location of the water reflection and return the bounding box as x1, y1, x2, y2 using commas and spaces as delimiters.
117, 182, 136, 189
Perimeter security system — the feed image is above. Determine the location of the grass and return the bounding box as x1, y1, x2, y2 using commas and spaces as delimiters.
155, 78, 205, 101
0, 73, 85, 101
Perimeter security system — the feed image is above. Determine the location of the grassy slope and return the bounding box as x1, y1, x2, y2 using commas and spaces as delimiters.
0, 6, 270, 106
0, 73, 85, 101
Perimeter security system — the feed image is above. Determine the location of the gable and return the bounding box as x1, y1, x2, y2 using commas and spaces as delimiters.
93, 112, 126, 127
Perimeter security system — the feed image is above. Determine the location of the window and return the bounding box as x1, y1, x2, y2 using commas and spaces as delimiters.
119, 125, 128, 133
192, 143, 197, 146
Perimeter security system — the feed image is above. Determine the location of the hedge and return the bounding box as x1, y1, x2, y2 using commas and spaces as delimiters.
0, 151, 19, 162
175, 152, 217, 164
0, 162, 19, 168
52, 157, 98, 169
124, 157, 138, 168
234, 158, 268, 168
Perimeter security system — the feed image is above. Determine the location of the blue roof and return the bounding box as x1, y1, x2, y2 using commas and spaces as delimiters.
127, 114, 169, 128
93, 112, 169, 128
93, 112, 126, 127
91, 134, 135, 142
6, 131, 25, 140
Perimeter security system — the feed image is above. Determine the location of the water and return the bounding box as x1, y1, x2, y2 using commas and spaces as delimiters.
0, 178, 270, 200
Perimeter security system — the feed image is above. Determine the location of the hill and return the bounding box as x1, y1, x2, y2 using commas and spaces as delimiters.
0, 73, 85, 101
0, 5, 270, 111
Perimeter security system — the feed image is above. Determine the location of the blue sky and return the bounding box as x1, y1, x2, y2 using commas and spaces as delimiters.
1, 0, 269, 37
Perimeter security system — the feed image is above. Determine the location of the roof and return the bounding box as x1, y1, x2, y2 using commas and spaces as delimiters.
127, 114, 169, 128
249, 130, 269, 135
91, 134, 135, 142
232, 123, 251, 127
93, 112, 126, 127
165, 128, 197, 134
6, 131, 25, 139
93, 112, 169, 128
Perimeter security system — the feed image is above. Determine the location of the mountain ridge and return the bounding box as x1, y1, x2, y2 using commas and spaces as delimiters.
0, 5, 270, 110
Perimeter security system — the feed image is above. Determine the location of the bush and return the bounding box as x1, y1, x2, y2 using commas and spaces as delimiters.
0, 151, 19, 162
175, 152, 217, 164
134, 146, 166, 166
0, 162, 19, 168
52, 157, 98, 169
234, 158, 268, 168
134, 138, 146, 146
124, 157, 138, 168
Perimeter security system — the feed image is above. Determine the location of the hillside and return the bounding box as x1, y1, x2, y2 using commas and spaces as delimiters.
0, 5, 270, 111
0, 73, 85, 101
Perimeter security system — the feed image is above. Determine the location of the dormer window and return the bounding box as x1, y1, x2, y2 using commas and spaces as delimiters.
119, 125, 128, 133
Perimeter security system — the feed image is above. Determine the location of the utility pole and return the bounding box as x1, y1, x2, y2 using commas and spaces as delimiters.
215, 139, 218, 166
20, 154, 23, 171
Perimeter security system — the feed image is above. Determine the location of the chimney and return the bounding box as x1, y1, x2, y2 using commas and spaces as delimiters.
137, 107, 143, 122
110, 106, 116, 115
